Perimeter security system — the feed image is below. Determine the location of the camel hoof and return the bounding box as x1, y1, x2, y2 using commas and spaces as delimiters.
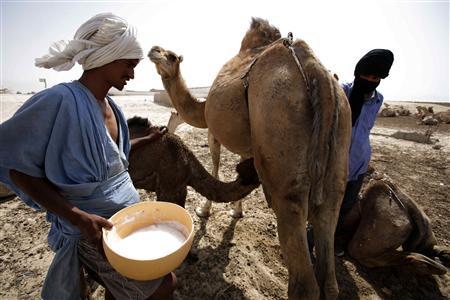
229, 209, 243, 218
195, 207, 211, 218
438, 250, 450, 267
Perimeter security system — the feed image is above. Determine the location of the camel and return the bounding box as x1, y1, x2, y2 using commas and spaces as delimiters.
150, 18, 351, 300
415, 106, 450, 125
127, 116, 260, 208
337, 171, 449, 275
148, 45, 248, 218
379, 103, 411, 117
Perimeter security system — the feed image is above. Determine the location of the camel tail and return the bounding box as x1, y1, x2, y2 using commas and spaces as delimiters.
299, 45, 340, 208
187, 155, 260, 203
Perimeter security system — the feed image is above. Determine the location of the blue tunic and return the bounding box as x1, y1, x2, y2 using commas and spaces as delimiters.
341, 82, 384, 181
0, 81, 139, 299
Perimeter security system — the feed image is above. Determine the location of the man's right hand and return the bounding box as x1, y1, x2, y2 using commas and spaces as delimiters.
73, 209, 114, 256
73, 209, 113, 242
9, 169, 113, 254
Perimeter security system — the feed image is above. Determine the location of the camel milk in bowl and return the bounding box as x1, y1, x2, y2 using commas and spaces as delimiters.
102, 201, 194, 280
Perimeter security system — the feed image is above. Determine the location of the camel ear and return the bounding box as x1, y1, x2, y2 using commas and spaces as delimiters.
178, 55, 183, 63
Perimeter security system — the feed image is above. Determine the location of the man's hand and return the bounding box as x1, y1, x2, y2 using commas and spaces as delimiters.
74, 210, 113, 242
150, 125, 168, 140
73, 210, 113, 256
130, 125, 168, 152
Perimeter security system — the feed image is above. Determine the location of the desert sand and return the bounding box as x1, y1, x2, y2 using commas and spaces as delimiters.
0, 94, 449, 299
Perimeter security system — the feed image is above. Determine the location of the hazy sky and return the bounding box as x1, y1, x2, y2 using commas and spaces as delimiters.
1, 0, 449, 102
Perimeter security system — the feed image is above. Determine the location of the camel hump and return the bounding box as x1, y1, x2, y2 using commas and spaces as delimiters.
240, 17, 281, 52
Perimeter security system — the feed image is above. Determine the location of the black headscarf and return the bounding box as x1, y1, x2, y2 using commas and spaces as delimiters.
354, 49, 394, 79
349, 49, 394, 125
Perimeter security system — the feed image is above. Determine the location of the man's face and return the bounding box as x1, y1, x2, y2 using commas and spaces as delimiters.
106, 59, 140, 90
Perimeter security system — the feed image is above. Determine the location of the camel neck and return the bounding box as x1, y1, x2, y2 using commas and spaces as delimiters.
161, 74, 207, 128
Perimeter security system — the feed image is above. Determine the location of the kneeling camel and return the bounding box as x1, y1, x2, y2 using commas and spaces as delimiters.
339, 173, 449, 275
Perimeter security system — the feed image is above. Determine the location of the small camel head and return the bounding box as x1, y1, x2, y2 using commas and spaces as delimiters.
148, 46, 183, 79
127, 116, 154, 139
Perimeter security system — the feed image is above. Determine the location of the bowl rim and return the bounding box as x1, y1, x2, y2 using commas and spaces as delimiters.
102, 201, 195, 261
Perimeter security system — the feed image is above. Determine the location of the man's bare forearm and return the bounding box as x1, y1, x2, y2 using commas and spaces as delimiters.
130, 127, 167, 152
9, 169, 82, 224
9, 169, 112, 240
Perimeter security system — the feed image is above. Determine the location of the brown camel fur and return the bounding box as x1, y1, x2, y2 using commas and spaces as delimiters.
127, 116, 260, 208
339, 172, 449, 275
148, 45, 245, 217
0, 182, 15, 201
150, 18, 351, 300
148, 19, 284, 218
167, 111, 184, 134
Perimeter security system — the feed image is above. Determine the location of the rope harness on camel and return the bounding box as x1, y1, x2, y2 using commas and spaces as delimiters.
241, 32, 312, 103
283, 32, 311, 94
386, 184, 406, 210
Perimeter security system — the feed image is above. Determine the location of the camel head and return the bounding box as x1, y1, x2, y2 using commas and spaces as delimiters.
127, 116, 154, 139
148, 46, 183, 79
240, 17, 281, 52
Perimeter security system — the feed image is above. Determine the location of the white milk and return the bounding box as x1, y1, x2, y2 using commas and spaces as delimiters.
108, 221, 188, 260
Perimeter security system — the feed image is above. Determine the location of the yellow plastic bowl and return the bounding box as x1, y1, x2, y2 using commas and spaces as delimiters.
102, 201, 194, 280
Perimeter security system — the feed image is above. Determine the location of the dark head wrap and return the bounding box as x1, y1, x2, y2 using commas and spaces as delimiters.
354, 49, 394, 79
349, 49, 394, 126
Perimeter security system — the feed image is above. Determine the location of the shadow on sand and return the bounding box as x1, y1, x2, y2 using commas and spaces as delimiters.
174, 217, 244, 300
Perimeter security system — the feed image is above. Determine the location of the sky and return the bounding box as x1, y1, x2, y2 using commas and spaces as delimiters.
0, 0, 449, 102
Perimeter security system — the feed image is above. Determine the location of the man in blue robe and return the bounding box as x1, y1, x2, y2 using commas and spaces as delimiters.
0, 13, 174, 299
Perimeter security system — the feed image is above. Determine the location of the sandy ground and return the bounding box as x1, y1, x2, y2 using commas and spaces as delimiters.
0, 95, 449, 299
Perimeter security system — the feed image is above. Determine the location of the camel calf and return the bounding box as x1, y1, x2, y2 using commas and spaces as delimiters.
127, 116, 260, 208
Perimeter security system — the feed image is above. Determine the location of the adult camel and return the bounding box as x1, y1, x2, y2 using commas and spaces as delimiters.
148, 46, 249, 218
339, 171, 449, 274
150, 18, 351, 299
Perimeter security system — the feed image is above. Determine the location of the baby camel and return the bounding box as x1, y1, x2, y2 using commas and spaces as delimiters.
127, 116, 259, 208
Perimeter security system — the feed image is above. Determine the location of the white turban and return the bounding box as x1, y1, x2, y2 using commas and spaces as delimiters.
35, 13, 143, 71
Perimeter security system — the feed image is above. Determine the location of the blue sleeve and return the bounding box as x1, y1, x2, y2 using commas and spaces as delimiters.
0, 86, 68, 208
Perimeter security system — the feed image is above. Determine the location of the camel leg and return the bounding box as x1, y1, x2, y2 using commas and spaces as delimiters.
349, 246, 447, 275
228, 156, 252, 218
272, 191, 320, 300
310, 201, 341, 299
229, 200, 243, 218
166, 111, 185, 134
430, 245, 450, 267
195, 131, 221, 217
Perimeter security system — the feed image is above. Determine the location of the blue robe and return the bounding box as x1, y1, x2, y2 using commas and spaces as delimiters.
341, 82, 384, 181
0, 81, 139, 299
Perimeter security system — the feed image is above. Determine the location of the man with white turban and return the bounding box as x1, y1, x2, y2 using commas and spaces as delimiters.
0, 13, 174, 299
